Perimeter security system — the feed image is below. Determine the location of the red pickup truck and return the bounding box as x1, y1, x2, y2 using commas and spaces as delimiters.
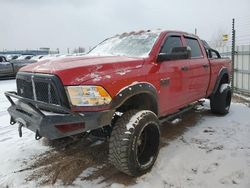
5, 30, 231, 176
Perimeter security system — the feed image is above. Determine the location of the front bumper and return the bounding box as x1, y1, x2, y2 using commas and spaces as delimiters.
5, 91, 115, 140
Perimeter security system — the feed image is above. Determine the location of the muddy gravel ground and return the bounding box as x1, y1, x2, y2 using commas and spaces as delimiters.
17, 106, 208, 187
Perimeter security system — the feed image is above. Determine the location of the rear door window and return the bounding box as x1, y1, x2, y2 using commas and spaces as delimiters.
185, 37, 203, 58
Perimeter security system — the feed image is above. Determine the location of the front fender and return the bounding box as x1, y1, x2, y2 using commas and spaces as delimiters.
110, 82, 158, 114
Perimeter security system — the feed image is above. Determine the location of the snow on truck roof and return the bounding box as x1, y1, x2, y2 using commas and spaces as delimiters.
114, 29, 197, 37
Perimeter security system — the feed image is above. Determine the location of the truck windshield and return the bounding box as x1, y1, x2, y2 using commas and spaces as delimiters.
88, 32, 160, 58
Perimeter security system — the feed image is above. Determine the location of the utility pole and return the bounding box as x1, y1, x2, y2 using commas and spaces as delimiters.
195, 28, 197, 35
231, 18, 236, 93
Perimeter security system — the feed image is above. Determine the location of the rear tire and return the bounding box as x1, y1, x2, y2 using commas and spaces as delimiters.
109, 110, 160, 176
210, 84, 232, 115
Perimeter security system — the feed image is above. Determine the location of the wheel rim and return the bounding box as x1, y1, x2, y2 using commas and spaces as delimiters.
136, 122, 160, 168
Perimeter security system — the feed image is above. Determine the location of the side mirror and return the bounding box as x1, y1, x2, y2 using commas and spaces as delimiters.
157, 53, 169, 62
157, 46, 191, 62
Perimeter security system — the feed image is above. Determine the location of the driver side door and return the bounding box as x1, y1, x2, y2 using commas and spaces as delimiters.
157, 35, 190, 115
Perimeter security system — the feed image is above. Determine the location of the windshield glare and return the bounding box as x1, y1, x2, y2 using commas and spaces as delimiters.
89, 32, 160, 57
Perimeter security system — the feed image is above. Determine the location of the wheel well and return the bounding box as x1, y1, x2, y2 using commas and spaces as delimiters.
220, 73, 230, 85
211, 73, 230, 97
116, 93, 158, 116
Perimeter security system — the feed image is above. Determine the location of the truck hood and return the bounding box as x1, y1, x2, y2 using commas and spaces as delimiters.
20, 55, 144, 85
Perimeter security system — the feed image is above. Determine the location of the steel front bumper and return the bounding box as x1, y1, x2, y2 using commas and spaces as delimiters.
5, 91, 115, 140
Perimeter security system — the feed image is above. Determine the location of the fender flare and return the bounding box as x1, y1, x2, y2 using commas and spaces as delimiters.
212, 68, 230, 95
110, 82, 159, 115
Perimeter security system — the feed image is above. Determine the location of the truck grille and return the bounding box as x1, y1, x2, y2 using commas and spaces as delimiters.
16, 73, 69, 107
16, 78, 34, 100
35, 82, 59, 104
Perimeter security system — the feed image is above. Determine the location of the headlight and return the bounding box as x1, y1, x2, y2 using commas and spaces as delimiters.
66, 86, 112, 106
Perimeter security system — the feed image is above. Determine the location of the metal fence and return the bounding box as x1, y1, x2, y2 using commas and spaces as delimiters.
217, 45, 250, 96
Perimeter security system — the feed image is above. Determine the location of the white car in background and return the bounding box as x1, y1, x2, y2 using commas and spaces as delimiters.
15, 55, 34, 60
30, 55, 44, 61
5, 54, 21, 61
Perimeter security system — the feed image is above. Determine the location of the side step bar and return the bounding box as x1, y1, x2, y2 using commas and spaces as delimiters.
159, 100, 205, 125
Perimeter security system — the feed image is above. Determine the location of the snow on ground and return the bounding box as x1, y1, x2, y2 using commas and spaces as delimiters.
0, 79, 249, 188
143, 103, 250, 188
0, 79, 48, 187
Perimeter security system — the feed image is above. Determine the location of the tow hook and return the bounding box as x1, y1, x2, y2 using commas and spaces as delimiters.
18, 123, 23, 137
35, 130, 42, 140
10, 117, 16, 125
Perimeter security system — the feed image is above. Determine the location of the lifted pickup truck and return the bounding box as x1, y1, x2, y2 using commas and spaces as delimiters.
5, 30, 231, 176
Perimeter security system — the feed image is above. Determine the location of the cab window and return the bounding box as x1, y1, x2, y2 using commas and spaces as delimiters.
160, 36, 182, 54
185, 37, 203, 58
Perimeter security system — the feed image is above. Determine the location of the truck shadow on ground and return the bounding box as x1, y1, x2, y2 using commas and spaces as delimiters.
22, 107, 212, 187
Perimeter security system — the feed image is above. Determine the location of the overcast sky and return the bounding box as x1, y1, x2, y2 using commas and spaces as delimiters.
0, 0, 250, 53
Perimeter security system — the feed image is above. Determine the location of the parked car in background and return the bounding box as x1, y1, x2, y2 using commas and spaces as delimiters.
30, 55, 44, 61
0, 56, 15, 77
6, 54, 21, 61
38, 54, 64, 61
0, 55, 44, 77
14, 55, 34, 61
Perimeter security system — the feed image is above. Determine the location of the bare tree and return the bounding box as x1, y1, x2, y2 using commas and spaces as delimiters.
73, 47, 85, 54
209, 29, 229, 48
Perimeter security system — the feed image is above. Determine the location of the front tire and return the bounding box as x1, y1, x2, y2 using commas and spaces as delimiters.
210, 83, 232, 115
109, 110, 160, 176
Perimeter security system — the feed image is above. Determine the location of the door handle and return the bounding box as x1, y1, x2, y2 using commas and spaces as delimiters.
203, 64, 209, 68
181, 66, 189, 71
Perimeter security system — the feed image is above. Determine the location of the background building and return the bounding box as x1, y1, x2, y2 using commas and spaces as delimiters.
0, 48, 58, 56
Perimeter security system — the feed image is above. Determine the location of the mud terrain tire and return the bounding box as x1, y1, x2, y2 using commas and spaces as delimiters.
109, 110, 160, 176
210, 84, 232, 115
